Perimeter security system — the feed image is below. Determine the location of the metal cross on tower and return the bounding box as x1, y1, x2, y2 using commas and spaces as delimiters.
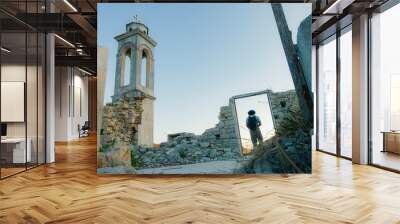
134, 15, 141, 23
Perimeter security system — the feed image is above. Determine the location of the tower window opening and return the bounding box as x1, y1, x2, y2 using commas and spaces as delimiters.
141, 51, 148, 87
123, 49, 131, 86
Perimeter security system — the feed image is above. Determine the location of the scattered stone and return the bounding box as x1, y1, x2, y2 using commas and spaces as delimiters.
199, 142, 210, 148
97, 145, 132, 168
97, 166, 137, 174
132, 104, 242, 168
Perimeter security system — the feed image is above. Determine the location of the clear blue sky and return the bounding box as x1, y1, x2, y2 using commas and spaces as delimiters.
98, 3, 310, 143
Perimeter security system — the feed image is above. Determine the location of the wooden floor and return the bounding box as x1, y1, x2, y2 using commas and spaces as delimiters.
0, 167, 26, 178
1, 135, 400, 224
372, 150, 400, 171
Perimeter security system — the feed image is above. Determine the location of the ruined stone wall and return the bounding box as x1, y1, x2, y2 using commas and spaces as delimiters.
133, 104, 242, 168
98, 96, 145, 169
201, 105, 241, 154
132, 90, 303, 169
137, 97, 154, 147
268, 90, 300, 134
238, 90, 311, 174
101, 96, 143, 147
98, 89, 307, 172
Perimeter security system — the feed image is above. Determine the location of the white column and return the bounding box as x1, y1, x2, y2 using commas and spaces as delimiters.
54, 67, 73, 141
352, 14, 369, 164
46, 32, 55, 163
97, 47, 109, 150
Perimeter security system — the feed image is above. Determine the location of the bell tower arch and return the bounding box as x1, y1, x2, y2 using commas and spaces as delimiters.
112, 18, 157, 146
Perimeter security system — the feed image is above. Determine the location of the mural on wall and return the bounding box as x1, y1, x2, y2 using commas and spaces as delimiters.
97, 3, 312, 174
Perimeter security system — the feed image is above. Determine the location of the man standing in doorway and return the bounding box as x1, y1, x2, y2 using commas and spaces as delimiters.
246, 110, 263, 151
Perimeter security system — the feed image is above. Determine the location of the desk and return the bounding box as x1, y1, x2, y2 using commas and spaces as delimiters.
1, 138, 31, 163
382, 131, 400, 154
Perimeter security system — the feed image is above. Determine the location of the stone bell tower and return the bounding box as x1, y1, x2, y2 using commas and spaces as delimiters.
112, 18, 157, 147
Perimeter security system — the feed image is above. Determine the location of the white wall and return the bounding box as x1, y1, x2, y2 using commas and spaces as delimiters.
1, 82, 25, 122
1, 66, 25, 126
55, 67, 89, 141
1, 65, 26, 139
1, 65, 41, 137
55, 67, 69, 141
1, 64, 46, 164
71, 73, 89, 138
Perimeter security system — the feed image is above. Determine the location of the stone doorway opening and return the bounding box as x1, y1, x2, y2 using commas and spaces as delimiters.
231, 90, 276, 155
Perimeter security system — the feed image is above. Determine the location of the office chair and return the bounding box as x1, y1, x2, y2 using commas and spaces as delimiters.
79, 121, 90, 138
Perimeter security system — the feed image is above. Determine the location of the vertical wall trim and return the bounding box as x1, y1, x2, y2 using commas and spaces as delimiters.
46, 15, 55, 164
36, 13, 39, 167
367, 11, 373, 165
73, 68, 75, 118
352, 14, 369, 164
44, 32, 47, 164
80, 88, 82, 117
68, 68, 70, 118
315, 44, 320, 150
0, 29, 2, 179
336, 30, 341, 157
58, 69, 61, 117
68, 85, 71, 117
25, 3, 28, 170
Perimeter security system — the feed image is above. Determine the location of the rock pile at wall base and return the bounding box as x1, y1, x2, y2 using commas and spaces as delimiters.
133, 105, 243, 169
239, 102, 312, 176
239, 89, 312, 174
97, 166, 137, 174
240, 131, 311, 174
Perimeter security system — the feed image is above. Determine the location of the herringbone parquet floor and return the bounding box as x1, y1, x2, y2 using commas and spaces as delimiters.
1, 135, 400, 224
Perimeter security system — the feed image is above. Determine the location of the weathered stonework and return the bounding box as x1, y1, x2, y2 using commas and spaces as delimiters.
97, 145, 132, 168
101, 96, 143, 147
241, 129, 311, 174
98, 95, 144, 170
98, 88, 309, 173
267, 89, 300, 135
238, 90, 311, 174
133, 104, 243, 168
112, 20, 157, 147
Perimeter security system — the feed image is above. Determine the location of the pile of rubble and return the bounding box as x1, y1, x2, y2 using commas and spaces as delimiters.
241, 109, 312, 173
133, 105, 243, 168
241, 130, 311, 174
238, 90, 312, 174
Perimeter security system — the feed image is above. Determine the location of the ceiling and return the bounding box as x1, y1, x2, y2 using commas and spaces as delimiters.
1, 0, 98, 74
0, 0, 394, 75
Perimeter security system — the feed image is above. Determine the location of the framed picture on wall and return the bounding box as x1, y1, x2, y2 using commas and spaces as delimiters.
1, 81, 25, 123
97, 3, 313, 175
